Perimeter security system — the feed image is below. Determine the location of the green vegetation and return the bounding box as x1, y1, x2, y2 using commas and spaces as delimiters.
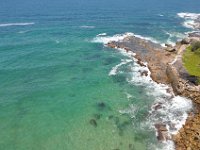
191, 41, 200, 55
183, 42, 200, 84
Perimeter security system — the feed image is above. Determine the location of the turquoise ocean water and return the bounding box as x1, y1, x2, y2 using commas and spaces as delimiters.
0, 0, 200, 149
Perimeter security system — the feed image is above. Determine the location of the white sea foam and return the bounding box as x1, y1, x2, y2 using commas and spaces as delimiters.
92, 32, 134, 44
80, 25, 95, 29
183, 20, 197, 29
177, 12, 200, 29
119, 104, 138, 119
92, 32, 161, 46
125, 92, 133, 100
158, 14, 164, 17
164, 31, 186, 46
0, 22, 35, 27
109, 59, 132, 76
177, 12, 200, 20
148, 140, 175, 150
97, 33, 107, 36
18, 30, 29, 34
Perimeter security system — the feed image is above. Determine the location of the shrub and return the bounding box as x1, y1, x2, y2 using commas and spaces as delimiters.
191, 41, 200, 52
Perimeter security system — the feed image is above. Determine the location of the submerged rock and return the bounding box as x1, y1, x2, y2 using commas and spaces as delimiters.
93, 114, 102, 120
96, 101, 112, 111
89, 119, 97, 127
97, 102, 105, 108
96, 102, 106, 111
108, 115, 114, 120
155, 123, 170, 141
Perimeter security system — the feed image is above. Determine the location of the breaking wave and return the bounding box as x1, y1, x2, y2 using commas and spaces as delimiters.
164, 31, 187, 46
0, 22, 35, 27
177, 12, 200, 30
92, 32, 161, 45
80, 25, 95, 29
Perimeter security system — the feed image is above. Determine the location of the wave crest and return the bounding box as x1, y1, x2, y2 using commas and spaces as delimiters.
80, 25, 95, 29
92, 32, 161, 46
177, 12, 200, 30
0, 22, 35, 27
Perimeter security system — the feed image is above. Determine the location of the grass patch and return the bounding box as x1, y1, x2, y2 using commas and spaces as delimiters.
183, 46, 200, 84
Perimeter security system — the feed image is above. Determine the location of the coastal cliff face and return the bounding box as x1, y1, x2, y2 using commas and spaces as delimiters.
106, 35, 200, 150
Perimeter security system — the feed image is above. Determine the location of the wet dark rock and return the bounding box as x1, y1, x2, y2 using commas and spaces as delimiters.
107, 42, 117, 48
155, 123, 170, 141
136, 58, 146, 67
89, 119, 97, 127
140, 70, 148, 76
153, 103, 162, 110
165, 43, 173, 47
165, 47, 176, 52
155, 123, 168, 131
157, 131, 168, 141
180, 38, 190, 45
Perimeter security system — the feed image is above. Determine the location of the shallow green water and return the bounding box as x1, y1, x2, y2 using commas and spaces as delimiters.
0, 0, 199, 149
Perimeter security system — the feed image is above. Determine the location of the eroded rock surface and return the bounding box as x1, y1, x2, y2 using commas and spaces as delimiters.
107, 36, 175, 84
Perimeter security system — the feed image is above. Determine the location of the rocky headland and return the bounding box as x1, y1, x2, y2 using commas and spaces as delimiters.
106, 33, 200, 150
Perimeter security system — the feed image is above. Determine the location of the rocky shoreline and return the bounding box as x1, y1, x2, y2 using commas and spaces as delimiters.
106, 34, 200, 150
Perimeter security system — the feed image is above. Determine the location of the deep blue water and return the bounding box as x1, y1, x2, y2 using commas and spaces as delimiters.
0, 0, 199, 149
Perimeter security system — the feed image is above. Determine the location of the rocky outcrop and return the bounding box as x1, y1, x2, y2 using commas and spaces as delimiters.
174, 112, 200, 150
155, 123, 171, 141
106, 35, 200, 150
107, 36, 176, 84
166, 64, 200, 150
